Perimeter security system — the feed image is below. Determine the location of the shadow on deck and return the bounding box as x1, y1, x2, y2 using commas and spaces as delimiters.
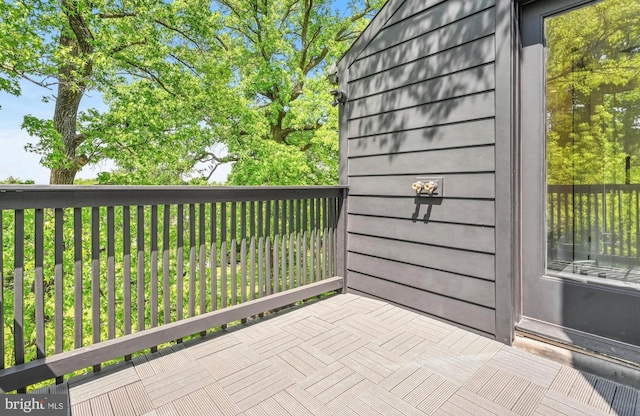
42, 294, 640, 416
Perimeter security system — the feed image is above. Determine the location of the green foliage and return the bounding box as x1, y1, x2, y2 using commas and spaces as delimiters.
0, 177, 35, 184
545, 0, 640, 185
1, 0, 381, 185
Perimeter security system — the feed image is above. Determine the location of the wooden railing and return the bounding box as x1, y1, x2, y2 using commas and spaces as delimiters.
0, 186, 346, 392
547, 184, 640, 266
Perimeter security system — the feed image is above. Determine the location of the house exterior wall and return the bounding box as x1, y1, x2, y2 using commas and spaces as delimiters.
338, 0, 517, 341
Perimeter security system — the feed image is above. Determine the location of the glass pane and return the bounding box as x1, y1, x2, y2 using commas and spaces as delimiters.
545, 0, 640, 289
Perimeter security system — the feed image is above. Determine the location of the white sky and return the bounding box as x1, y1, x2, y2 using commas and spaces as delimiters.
0, 80, 232, 184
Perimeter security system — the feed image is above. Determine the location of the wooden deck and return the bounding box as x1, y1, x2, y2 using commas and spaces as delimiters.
47, 294, 639, 416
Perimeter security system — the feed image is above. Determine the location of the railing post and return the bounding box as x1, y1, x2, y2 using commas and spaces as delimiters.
336, 188, 348, 293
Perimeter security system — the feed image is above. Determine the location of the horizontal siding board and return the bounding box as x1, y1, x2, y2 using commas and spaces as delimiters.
349, 92, 495, 138
349, 36, 495, 99
349, 253, 496, 308
348, 119, 495, 158
349, 145, 495, 176
350, 64, 495, 119
339, 0, 406, 69
348, 234, 495, 281
381, 0, 447, 31
349, 174, 495, 199
363, 0, 495, 58
348, 196, 495, 227
348, 215, 495, 254
350, 9, 495, 80
348, 272, 496, 335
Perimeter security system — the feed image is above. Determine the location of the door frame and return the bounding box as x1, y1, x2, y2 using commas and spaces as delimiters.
517, 0, 640, 352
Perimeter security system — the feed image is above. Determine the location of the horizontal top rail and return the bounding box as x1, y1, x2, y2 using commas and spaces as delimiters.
548, 184, 640, 193
0, 186, 348, 209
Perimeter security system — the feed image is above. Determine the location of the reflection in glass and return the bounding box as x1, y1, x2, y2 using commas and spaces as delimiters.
545, 0, 640, 288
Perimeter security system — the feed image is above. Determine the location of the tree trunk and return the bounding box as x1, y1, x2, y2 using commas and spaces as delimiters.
49, 3, 94, 184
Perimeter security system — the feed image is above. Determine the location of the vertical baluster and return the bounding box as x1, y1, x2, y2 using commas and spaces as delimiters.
107, 207, 116, 339
231, 202, 237, 305
220, 203, 227, 308
177, 205, 184, 323
316, 198, 321, 282
123, 207, 131, 360
330, 198, 336, 276
587, 193, 592, 258
627, 190, 631, 259
303, 200, 308, 285
310, 199, 315, 283
241, 201, 247, 303
289, 200, 294, 290
258, 202, 264, 298
556, 191, 561, 247
323, 198, 328, 281
595, 192, 600, 255
0, 211, 3, 370
151, 206, 158, 332
163, 205, 171, 324
281, 200, 287, 291
250, 202, 256, 300
137, 206, 145, 332
14, 209, 25, 392
92, 207, 101, 371
296, 200, 301, 288
632, 189, 640, 258
273, 201, 279, 294
73, 208, 83, 350
199, 204, 206, 315
53, 209, 64, 376
34, 208, 45, 360
549, 193, 555, 254
265, 201, 271, 296
613, 190, 618, 257
189, 204, 196, 317
211, 203, 218, 311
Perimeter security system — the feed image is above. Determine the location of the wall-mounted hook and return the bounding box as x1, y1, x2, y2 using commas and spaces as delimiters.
330, 89, 347, 106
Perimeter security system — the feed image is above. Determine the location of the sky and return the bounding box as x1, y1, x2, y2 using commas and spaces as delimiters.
0, 0, 357, 185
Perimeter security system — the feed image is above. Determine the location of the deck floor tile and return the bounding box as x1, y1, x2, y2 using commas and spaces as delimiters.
62, 294, 640, 416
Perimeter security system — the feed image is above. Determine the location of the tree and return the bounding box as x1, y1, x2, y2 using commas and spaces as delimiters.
545, 0, 640, 185
216, 0, 383, 185
1, 0, 229, 184
1, 0, 382, 185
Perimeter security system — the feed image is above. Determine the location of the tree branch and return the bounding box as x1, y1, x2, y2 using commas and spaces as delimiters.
0, 64, 56, 90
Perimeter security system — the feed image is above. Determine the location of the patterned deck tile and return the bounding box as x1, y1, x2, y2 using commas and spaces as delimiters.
611, 384, 639, 416
276, 384, 333, 416
245, 397, 291, 416
307, 327, 368, 360
346, 398, 385, 416
587, 377, 617, 413
142, 360, 214, 408
218, 361, 293, 411
443, 388, 519, 416
89, 393, 114, 416
375, 328, 429, 359
340, 349, 395, 383
246, 331, 303, 358
438, 329, 470, 349
511, 383, 546, 416
566, 372, 598, 403
548, 366, 580, 396
72, 400, 93, 416
124, 382, 153, 416
69, 362, 140, 406
416, 343, 484, 385
367, 304, 415, 326
198, 344, 261, 379
339, 313, 396, 342
183, 331, 241, 359
201, 383, 242, 416
282, 316, 335, 341
405, 315, 457, 343
536, 390, 610, 416
359, 385, 427, 416
487, 347, 562, 389
107, 385, 136, 416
